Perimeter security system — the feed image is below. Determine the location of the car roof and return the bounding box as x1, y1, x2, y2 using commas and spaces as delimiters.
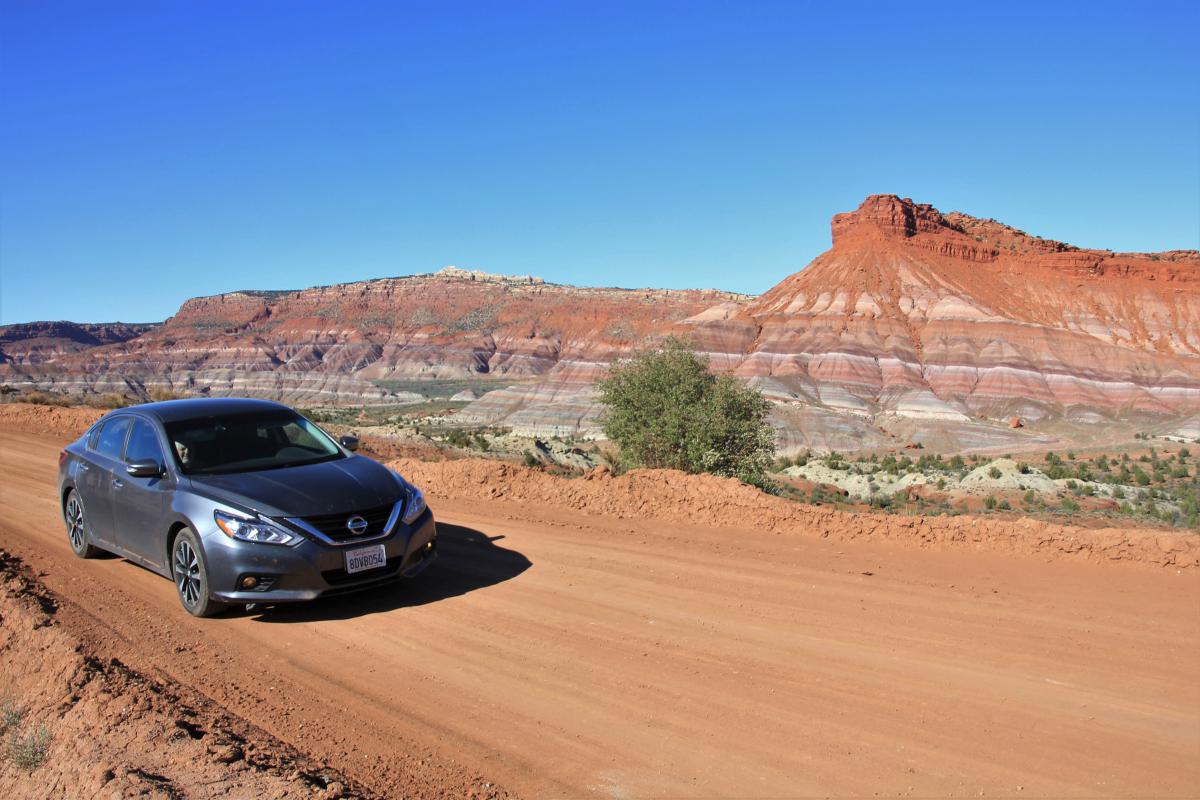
119, 397, 293, 424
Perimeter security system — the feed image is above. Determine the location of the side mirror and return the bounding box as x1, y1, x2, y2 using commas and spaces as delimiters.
339, 435, 360, 452
126, 459, 163, 478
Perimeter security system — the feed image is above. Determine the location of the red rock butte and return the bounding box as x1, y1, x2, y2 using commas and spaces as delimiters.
2, 196, 1197, 452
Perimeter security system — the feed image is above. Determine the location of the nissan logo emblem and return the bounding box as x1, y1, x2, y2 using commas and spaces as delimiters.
346, 515, 369, 535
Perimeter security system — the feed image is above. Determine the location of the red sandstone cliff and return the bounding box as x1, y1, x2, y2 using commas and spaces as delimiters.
2, 198, 1196, 449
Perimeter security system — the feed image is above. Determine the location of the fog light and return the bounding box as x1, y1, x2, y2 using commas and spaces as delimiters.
423, 541, 435, 554
240, 575, 259, 589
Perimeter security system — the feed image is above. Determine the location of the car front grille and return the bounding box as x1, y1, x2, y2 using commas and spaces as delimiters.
301, 501, 397, 543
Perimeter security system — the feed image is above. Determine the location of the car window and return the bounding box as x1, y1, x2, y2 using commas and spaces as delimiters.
164, 410, 343, 475
124, 419, 165, 464
93, 417, 132, 460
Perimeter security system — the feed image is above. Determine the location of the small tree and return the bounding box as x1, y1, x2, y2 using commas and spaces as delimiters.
597, 337, 774, 482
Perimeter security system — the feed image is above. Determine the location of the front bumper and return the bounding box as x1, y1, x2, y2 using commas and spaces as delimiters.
202, 509, 438, 603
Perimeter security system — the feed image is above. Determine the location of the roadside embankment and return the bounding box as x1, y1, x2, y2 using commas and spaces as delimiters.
391, 458, 1199, 568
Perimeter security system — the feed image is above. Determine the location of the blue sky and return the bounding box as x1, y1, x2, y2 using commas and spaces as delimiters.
1, 1, 1197, 323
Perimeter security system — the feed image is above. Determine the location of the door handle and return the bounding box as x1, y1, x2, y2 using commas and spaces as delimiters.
112, 478, 124, 489
79, 463, 90, 472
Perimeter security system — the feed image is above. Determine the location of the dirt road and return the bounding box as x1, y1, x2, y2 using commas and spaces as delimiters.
2, 425, 1198, 798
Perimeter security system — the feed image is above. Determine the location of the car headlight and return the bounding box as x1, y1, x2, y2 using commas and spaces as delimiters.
214, 510, 296, 546
402, 485, 427, 525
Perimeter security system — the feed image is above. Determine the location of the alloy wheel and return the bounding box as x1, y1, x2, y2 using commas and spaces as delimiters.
174, 539, 202, 607
66, 494, 86, 552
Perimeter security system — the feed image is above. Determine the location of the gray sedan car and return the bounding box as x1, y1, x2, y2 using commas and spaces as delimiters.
58, 398, 437, 616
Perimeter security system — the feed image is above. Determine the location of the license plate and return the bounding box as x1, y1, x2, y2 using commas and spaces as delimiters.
344, 544, 387, 574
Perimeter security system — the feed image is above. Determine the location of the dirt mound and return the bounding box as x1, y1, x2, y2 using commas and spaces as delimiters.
391, 458, 1199, 568
0, 403, 104, 438
0, 550, 373, 799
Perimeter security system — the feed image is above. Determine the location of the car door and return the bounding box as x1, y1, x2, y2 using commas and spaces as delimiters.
81, 415, 132, 548
112, 417, 171, 569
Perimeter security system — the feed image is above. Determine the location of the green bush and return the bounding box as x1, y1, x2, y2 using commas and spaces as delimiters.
983, 495, 998, 510
445, 429, 471, 448
522, 451, 540, 468
988, 466, 1002, 479
597, 337, 774, 482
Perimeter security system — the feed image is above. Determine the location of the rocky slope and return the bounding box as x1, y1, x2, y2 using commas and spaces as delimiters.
3, 198, 1196, 450
0, 268, 746, 408
466, 196, 1200, 448
0, 321, 156, 365
677, 195, 1200, 450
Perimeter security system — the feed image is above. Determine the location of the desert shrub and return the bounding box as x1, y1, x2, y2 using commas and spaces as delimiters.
522, 451, 540, 468
0, 696, 22, 732
998, 499, 1012, 510
1045, 463, 1071, 480
148, 387, 182, 402
1134, 468, 1151, 486
1022, 489, 1037, 506
1179, 447, 1191, 461
445, 429, 471, 448
983, 495, 998, 510
825, 453, 848, 471
936, 478, 946, 490
1060, 497, 1080, 513
1017, 462, 1031, 474
5, 724, 50, 771
988, 466, 1002, 479
949, 455, 965, 470
22, 391, 71, 407
472, 432, 490, 452
597, 337, 774, 482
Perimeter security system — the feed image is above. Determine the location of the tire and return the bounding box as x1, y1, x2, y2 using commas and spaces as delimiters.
171, 528, 230, 618
64, 490, 103, 559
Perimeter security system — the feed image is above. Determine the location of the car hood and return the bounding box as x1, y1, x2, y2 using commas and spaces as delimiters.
185, 455, 403, 518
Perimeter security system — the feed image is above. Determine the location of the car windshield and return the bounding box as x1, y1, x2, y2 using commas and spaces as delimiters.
163, 410, 344, 475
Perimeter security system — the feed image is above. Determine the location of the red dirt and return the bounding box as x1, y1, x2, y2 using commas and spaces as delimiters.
0, 403, 104, 437
389, 458, 1199, 568
0, 551, 377, 799
1, 418, 1198, 797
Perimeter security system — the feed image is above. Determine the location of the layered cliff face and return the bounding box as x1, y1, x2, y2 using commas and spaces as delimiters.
670, 195, 1199, 450
469, 195, 1200, 447
3, 197, 1196, 451
0, 321, 158, 365
0, 269, 746, 407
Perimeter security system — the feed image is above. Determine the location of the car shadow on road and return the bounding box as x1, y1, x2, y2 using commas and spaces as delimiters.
243, 522, 531, 623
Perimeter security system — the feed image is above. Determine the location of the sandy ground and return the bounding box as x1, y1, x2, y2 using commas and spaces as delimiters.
1, 422, 1199, 797
0, 550, 376, 799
